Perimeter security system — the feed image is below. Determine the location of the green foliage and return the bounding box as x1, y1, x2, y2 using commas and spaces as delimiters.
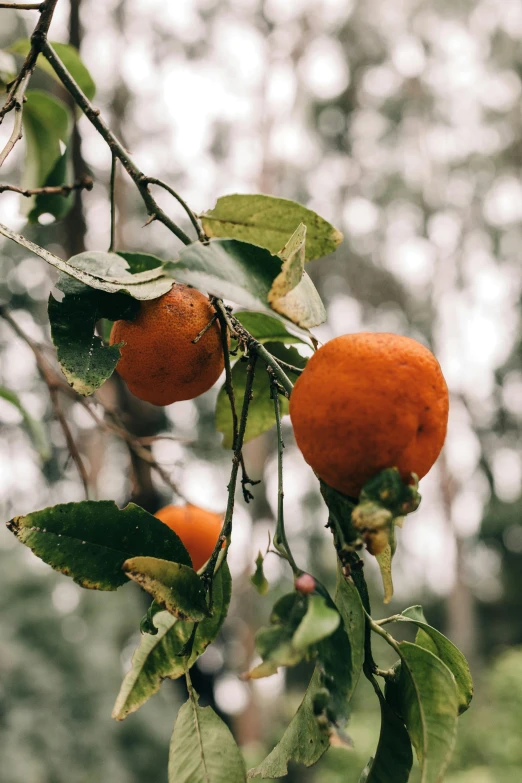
268, 223, 326, 328
249, 573, 365, 778
363, 690, 413, 783
396, 607, 473, 714
216, 342, 308, 448
113, 564, 231, 720
0, 227, 174, 299
250, 551, 269, 595
0, 385, 50, 460
390, 642, 459, 783
122, 556, 209, 621
48, 285, 138, 396
169, 688, 247, 783
10, 39, 96, 100
6, 500, 191, 590
201, 193, 343, 261
22, 90, 71, 222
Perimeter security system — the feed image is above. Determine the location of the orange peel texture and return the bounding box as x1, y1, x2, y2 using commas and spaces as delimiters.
110, 284, 224, 406
289, 332, 449, 498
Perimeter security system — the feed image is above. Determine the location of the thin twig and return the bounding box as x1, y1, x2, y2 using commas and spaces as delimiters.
270, 375, 299, 575
192, 314, 217, 344
0, 75, 28, 167
0, 306, 89, 497
109, 153, 117, 251
0, 176, 93, 197
143, 176, 206, 241
0, 0, 59, 122
0, 2, 43, 8
201, 353, 258, 583
0, 305, 186, 500
40, 40, 193, 246
274, 357, 304, 375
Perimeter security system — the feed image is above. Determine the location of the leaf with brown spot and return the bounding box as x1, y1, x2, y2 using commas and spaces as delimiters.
123, 556, 209, 621
6, 500, 191, 590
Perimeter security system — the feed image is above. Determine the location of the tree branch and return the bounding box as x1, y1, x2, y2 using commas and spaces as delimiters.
0, 176, 93, 197
39, 40, 193, 246
0, 0, 60, 166
0, 2, 43, 8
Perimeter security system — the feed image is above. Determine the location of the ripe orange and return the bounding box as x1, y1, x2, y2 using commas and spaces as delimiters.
154, 504, 223, 571
110, 284, 224, 406
289, 332, 449, 498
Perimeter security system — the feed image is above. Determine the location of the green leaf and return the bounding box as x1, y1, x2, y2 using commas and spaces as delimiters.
165, 238, 282, 311
250, 551, 269, 595
0, 227, 175, 300
234, 310, 308, 345
7, 500, 191, 590
169, 689, 247, 783
123, 556, 209, 622
248, 669, 330, 779
248, 573, 364, 778
22, 90, 72, 222
394, 642, 459, 783
117, 251, 164, 273
364, 689, 413, 783
396, 606, 473, 714
0, 385, 50, 460
29, 151, 74, 223
292, 594, 340, 651
201, 193, 343, 262
113, 564, 231, 720
48, 288, 138, 396
10, 40, 96, 100
216, 342, 307, 448
268, 224, 326, 328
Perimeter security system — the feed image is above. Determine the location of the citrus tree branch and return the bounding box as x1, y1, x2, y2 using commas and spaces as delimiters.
0, 305, 187, 500
0, 2, 43, 8
0, 0, 59, 168
39, 40, 193, 246
0, 305, 89, 496
201, 352, 258, 584
0, 176, 92, 197
270, 374, 299, 575
143, 176, 206, 241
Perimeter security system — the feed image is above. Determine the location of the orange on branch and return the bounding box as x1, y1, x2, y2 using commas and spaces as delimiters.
154, 504, 224, 571
289, 332, 449, 498
110, 284, 224, 406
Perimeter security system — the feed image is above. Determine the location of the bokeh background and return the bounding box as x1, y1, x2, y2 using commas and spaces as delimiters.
1, 0, 522, 781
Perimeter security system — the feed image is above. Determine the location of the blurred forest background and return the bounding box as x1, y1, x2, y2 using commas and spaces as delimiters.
1, 0, 522, 781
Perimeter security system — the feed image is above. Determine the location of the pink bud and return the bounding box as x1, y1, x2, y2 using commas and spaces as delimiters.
295, 573, 316, 594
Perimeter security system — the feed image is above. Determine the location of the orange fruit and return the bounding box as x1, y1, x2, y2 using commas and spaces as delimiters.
154, 504, 223, 571
110, 284, 224, 406
289, 332, 449, 498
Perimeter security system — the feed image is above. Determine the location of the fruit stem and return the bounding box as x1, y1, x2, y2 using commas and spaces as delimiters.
270, 376, 300, 576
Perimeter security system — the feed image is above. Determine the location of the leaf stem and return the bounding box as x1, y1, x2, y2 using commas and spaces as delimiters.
366, 609, 401, 655
270, 376, 299, 575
